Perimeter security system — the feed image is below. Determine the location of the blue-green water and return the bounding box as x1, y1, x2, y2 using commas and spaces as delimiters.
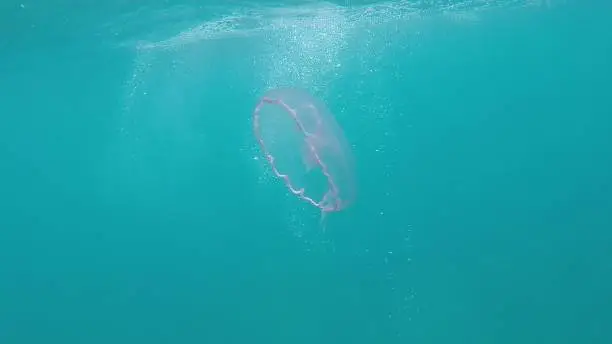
1, 1, 611, 343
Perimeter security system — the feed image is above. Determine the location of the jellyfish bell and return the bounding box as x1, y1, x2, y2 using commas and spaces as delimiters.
253, 88, 355, 214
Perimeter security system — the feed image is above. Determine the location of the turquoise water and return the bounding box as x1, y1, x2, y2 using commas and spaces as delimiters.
1, 1, 611, 343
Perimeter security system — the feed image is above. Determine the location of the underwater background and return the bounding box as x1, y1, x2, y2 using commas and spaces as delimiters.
1, 0, 611, 343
